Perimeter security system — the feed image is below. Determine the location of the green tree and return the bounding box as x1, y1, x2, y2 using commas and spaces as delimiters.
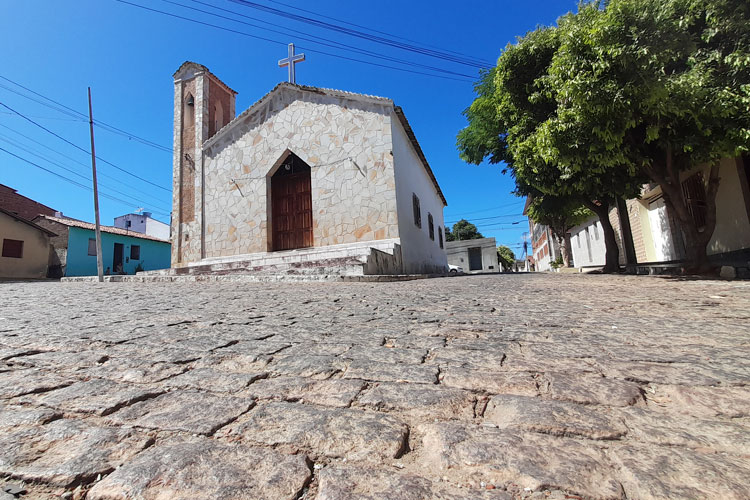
497, 245, 516, 271
523, 191, 592, 267
537, 0, 750, 271
450, 219, 485, 241
444, 225, 455, 242
458, 17, 643, 272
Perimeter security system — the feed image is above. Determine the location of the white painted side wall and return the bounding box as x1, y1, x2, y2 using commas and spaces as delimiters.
570, 216, 607, 267
145, 218, 171, 240
391, 117, 447, 274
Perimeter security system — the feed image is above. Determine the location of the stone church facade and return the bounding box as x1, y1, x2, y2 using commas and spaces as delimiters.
171, 62, 447, 274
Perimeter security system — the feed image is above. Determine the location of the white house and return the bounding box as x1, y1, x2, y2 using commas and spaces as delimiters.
114, 212, 170, 241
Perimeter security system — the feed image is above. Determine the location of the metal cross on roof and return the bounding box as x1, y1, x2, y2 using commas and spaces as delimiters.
278, 43, 305, 84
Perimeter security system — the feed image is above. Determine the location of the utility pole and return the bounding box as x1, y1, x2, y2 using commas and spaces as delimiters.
88, 87, 104, 282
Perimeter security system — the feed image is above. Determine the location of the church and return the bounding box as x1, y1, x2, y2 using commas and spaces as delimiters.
170, 59, 448, 276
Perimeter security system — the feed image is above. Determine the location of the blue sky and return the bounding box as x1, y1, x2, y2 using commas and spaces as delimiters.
0, 0, 578, 256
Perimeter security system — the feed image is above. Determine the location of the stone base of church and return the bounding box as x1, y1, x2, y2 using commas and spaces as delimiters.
145, 239, 404, 279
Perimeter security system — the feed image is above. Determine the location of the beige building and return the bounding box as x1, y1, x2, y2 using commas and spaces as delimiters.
569, 156, 750, 273
171, 62, 448, 275
445, 237, 500, 273
0, 208, 56, 279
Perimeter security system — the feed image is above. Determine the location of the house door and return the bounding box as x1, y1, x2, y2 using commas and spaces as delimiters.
272, 153, 313, 251
468, 247, 483, 271
113, 243, 124, 272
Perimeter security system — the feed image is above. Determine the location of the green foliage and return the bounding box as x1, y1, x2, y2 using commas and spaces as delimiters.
497, 245, 516, 271
450, 219, 484, 241
550, 256, 564, 269
524, 191, 592, 240
444, 225, 455, 242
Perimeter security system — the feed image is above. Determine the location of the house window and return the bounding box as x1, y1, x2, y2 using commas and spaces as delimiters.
412, 193, 421, 228
88, 238, 97, 256
682, 172, 707, 229
2, 239, 23, 258
428, 213, 435, 240
438, 227, 444, 249
126, 220, 131, 228
130, 245, 141, 260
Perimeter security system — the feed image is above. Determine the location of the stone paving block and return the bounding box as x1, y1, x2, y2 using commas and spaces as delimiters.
420, 423, 622, 500
198, 352, 273, 373
621, 407, 750, 454
344, 359, 438, 384
21, 379, 164, 416
0, 419, 152, 487
384, 335, 446, 350
269, 354, 348, 379
611, 444, 750, 500
484, 395, 628, 440
645, 384, 750, 418
601, 360, 722, 386
163, 367, 266, 393
0, 405, 60, 429
280, 342, 352, 357
107, 390, 253, 435
5, 350, 107, 370
429, 348, 506, 369
0, 369, 74, 399
86, 358, 188, 384
541, 371, 643, 406
356, 382, 476, 419
439, 367, 538, 395
317, 466, 512, 500
247, 376, 365, 407
87, 439, 311, 500
344, 345, 427, 364
230, 401, 408, 461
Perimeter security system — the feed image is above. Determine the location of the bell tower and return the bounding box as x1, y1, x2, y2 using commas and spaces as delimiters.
171, 62, 236, 266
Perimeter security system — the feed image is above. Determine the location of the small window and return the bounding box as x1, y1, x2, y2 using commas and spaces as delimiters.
130, 245, 141, 260
428, 213, 435, 240
88, 238, 97, 256
126, 220, 131, 228
412, 193, 421, 228
2, 239, 23, 258
438, 227, 444, 249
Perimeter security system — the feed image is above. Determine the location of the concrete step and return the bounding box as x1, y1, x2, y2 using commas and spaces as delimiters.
140, 256, 367, 277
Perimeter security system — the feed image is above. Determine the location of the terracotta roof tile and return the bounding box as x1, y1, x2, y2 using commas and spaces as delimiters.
35, 215, 170, 243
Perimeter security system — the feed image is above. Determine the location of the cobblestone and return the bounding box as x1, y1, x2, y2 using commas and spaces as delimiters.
0, 273, 748, 499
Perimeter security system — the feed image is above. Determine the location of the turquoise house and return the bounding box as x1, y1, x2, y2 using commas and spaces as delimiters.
33, 215, 171, 277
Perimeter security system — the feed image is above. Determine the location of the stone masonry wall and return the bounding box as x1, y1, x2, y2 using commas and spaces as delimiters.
201, 89, 399, 258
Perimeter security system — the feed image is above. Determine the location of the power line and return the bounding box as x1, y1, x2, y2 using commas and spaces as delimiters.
264, 0, 486, 65
165, 0, 475, 79
0, 101, 172, 193
445, 213, 526, 224
445, 200, 525, 218
0, 146, 169, 221
227, 0, 492, 69
0, 137, 171, 217
115, 0, 476, 83
0, 123, 171, 211
0, 75, 172, 153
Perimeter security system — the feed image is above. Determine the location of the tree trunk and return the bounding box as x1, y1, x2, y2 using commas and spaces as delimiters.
584, 199, 620, 273
554, 233, 573, 267
646, 152, 721, 273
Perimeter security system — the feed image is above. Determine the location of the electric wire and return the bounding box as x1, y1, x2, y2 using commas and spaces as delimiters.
0, 123, 171, 211
0, 135, 171, 216
166, 0, 475, 79
227, 0, 491, 68
114, 0, 477, 82
0, 75, 172, 153
0, 146, 170, 220
0, 101, 172, 193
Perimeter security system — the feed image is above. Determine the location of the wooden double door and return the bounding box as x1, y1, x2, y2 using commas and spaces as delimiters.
271, 155, 313, 251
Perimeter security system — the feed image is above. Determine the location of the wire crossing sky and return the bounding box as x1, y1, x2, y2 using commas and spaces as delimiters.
0, 0, 578, 245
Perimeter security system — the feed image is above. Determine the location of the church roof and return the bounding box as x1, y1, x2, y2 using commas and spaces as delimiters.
205, 82, 447, 206
173, 61, 238, 95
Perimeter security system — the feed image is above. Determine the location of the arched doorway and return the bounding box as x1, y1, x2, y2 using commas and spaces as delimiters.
271, 152, 313, 251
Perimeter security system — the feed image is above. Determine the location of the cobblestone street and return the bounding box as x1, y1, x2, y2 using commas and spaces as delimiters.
1, 273, 749, 499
